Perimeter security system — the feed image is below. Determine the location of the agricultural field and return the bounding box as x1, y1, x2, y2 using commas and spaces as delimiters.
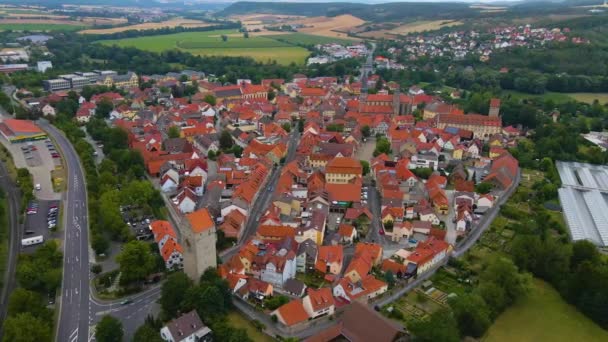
237, 13, 363, 40
294, 15, 364, 39
79, 18, 210, 34
484, 279, 608, 342
98, 29, 311, 65
268, 32, 358, 46
0, 22, 86, 32
358, 20, 463, 39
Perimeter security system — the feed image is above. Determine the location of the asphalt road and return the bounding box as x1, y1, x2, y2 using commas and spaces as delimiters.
365, 184, 386, 245
222, 129, 300, 262
38, 121, 91, 342
0, 159, 21, 339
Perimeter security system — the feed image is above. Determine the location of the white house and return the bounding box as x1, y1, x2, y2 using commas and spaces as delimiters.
418, 210, 440, 225
260, 254, 296, 288
302, 287, 335, 319
160, 169, 180, 193
41, 104, 56, 116
160, 311, 212, 342
174, 187, 197, 214
476, 194, 494, 208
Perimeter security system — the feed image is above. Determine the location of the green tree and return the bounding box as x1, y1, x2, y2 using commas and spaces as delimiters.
95, 98, 114, 118
361, 125, 371, 138
220, 130, 234, 150
448, 293, 491, 338
204, 94, 216, 105
281, 123, 291, 133
409, 309, 459, 342
7, 288, 51, 321
182, 285, 227, 321
265, 295, 290, 310
167, 126, 181, 139
161, 272, 193, 317
133, 324, 163, 342
360, 160, 370, 176
3, 313, 52, 342
221, 34, 228, 42
475, 182, 493, 194
116, 240, 156, 285
373, 137, 391, 156
477, 257, 530, 317
96, 315, 124, 342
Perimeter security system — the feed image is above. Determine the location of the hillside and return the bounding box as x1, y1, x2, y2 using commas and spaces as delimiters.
220, 1, 478, 22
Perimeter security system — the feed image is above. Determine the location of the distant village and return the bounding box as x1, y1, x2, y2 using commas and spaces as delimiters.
307, 43, 369, 65
384, 24, 588, 63
13, 59, 522, 334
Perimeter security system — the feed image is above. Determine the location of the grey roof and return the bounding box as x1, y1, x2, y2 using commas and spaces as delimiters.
283, 278, 306, 296
297, 238, 318, 259
165, 310, 211, 341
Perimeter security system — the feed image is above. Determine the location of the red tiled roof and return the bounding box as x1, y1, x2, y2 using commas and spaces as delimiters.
2, 119, 43, 134
307, 287, 335, 312
186, 208, 215, 233
275, 300, 309, 326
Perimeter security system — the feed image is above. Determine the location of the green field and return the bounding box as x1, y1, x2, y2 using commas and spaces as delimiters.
484, 279, 608, 342
226, 311, 273, 342
0, 23, 86, 32
99, 30, 311, 65
268, 32, 358, 46
567, 92, 608, 104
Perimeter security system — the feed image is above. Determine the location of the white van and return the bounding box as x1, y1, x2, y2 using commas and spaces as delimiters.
35, 184, 41, 191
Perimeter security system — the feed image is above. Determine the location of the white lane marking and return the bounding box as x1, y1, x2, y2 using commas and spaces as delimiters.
69, 328, 78, 340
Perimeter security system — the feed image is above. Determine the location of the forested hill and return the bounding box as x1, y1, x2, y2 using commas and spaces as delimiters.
219, 1, 478, 22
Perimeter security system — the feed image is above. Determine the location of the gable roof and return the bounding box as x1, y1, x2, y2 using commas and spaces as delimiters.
275, 300, 309, 326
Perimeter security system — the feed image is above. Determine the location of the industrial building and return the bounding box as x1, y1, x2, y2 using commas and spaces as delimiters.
0, 119, 47, 143
556, 161, 608, 247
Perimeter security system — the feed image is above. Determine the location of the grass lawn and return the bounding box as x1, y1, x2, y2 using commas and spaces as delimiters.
268, 32, 357, 46
0, 23, 86, 31
226, 311, 274, 342
567, 92, 608, 104
99, 30, 310, 65
502, 90, 574, 104
483, 279, 608, 342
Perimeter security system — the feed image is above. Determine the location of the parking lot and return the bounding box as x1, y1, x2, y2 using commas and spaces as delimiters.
121, 205, 155, 241
0, 137, 62, 201
22, 199, 61, 252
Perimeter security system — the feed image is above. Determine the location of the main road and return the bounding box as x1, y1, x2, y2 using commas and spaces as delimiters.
0, 157, 21, 339
38, 121, 91, 342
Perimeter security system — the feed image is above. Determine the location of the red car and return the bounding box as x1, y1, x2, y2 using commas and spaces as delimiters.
30, 146, 37, 151
51, 153, 60, 158
379, 229, 385, 235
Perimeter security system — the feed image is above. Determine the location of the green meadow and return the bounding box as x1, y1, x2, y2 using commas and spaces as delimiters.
98, 30, 354, 65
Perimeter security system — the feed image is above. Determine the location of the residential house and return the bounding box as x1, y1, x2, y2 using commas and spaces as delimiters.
406, 237, 451, 276
337, 224, 357, 244
315, 245, 344, 275
272, 300, 310, 327
160, 311, 212, 342
296, 239, 318, 273
303, 287, 335, 319
333, 275, 388, 302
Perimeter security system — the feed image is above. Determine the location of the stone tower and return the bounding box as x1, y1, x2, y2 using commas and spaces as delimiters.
393, 88, 401, 116
182, 208, 217, 282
